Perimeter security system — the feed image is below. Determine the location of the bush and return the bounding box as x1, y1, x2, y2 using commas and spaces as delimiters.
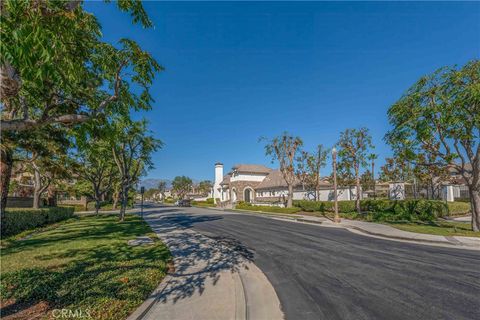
447, 201, 471, 215
295, 199, 450, 222
206, 198, 214, 204
293, 200, 353, 213
235, 202, 301, 214
3, 207, 75, 237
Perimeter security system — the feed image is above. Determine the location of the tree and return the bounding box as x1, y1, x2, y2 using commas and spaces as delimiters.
144, 188, 159, 200
172, 176, 193, 200
197, 180, 213, 196
0, 0, 162, 224
73, 124, 118, 215
367, 153, 378, 197
111, 119, 161, 221
379, 157, 414, 182
158, 181, 167, 200
337, 128, 374, 213
262, 132, 303, 208
296, 145, 328, 200
385, 60, 479, 231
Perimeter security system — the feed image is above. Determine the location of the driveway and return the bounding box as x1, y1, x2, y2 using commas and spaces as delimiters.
143, 205, 480, 320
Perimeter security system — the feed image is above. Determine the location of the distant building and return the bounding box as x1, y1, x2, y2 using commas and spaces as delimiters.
213, 163, 358, 207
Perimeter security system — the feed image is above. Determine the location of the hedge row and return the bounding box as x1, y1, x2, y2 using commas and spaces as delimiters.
3, 207, 75, 237
236, 202, 301, 214
293, 199, 450, 222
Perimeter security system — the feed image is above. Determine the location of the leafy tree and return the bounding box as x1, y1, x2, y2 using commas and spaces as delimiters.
262, 132, 303, 208
296, 145, 328, 200
367, 153, 378, 197
197, 180, 213, 196
385, 60, 479, 231
111, 119, 161, 221
73, 124, 118, 215
379, 157, 413, 182
158, 181, 167, 199
0, 0, 161, 226
337, 127, 374, 213
144, 188, 159, 200
172, 176, 193, 199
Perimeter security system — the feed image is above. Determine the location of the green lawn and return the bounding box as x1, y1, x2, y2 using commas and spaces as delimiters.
387, 221, 479, 238
0, 214, 171, 320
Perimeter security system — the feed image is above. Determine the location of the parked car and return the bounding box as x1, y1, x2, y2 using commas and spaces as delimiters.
177, 199, 191, 207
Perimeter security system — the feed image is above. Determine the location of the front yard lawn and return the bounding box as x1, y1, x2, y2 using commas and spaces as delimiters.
387, 221, 480, 238
0, 214, 171, 320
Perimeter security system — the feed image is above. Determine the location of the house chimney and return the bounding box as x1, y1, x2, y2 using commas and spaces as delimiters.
213, 163, 223, 203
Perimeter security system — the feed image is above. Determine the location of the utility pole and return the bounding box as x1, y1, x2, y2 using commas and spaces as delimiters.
332, 147, 340, 223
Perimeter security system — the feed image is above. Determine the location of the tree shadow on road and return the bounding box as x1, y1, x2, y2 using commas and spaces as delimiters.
144, 211, 255, 304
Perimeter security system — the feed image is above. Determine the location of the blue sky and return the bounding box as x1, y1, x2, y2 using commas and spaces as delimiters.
85, 1, 480, 181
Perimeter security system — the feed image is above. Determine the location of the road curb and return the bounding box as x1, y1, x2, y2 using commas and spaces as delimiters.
126, 274, 173, 320
346, 226, 480, 250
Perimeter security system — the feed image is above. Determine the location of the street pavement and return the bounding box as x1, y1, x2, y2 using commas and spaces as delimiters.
150, 205, 480, 320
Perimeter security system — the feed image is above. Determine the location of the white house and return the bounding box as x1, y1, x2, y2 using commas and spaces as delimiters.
213, 163, 358, 206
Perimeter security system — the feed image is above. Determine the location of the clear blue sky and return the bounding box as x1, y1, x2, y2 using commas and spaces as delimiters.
85, 1, 480, 181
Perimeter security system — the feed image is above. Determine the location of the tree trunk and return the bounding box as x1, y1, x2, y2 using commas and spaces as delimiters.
33, 169, 42, 209
95, 199, 100, 216
1, 147, 13, 234
119, 184, 129, 221
470, 188, 480, 232
113, 192, 119, 210
355, 164, 361, 213
287, 184, 293, 208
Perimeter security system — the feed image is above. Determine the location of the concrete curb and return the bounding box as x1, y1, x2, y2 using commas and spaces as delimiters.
191, 206, 479, 250
345, 226, 480, 250
126, 274, 174, 320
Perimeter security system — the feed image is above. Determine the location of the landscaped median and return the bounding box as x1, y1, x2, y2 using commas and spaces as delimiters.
0, 214, 171, 320
293, 199, 477, 237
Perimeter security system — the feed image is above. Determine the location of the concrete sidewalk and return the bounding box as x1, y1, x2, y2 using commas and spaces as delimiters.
200, 206, 480, 250
127, 209, 283, 320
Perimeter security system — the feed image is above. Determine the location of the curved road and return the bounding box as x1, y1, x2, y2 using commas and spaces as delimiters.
153, 205, 480, 320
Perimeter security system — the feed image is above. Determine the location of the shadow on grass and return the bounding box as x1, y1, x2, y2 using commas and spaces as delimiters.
0, 215, 171, 319
142, 209, 255, 304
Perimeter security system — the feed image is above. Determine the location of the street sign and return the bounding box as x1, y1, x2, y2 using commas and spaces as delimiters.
140, 186, 145, 194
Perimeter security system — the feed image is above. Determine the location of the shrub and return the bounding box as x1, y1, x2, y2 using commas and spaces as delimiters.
206, 198, 214, 204
295, 198, 450, 222
235, 203, 300, 214
3, 207, 75, 237
447, 201, 471, 216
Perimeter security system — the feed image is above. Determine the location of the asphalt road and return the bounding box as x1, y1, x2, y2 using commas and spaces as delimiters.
154, 205, 480, 320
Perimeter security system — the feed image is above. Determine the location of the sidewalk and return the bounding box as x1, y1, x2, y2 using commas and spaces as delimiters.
127, 209, 283, 320
202, 206, 480, 250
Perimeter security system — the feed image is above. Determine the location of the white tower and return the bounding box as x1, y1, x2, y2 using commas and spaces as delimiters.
213, 163, 223, 204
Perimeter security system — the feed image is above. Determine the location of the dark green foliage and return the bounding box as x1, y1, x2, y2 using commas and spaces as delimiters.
3, 207, 74, 237
294, 199, 449, 222
236, 202, 301, 214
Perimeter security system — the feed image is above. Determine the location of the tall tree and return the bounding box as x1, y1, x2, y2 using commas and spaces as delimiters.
197, 180, 213, 196
74, 124, 118, 215
379, 157, 414, 183
263, 132, 303, 208
367, 153, 378, 197
296, 145, 328, 200
337, 128, 374, 213
386, 60, 479, 231
158, 181, 167, 200
172, 176, 193, 200
0, 0, 161, 224
111, 119, 161, 221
